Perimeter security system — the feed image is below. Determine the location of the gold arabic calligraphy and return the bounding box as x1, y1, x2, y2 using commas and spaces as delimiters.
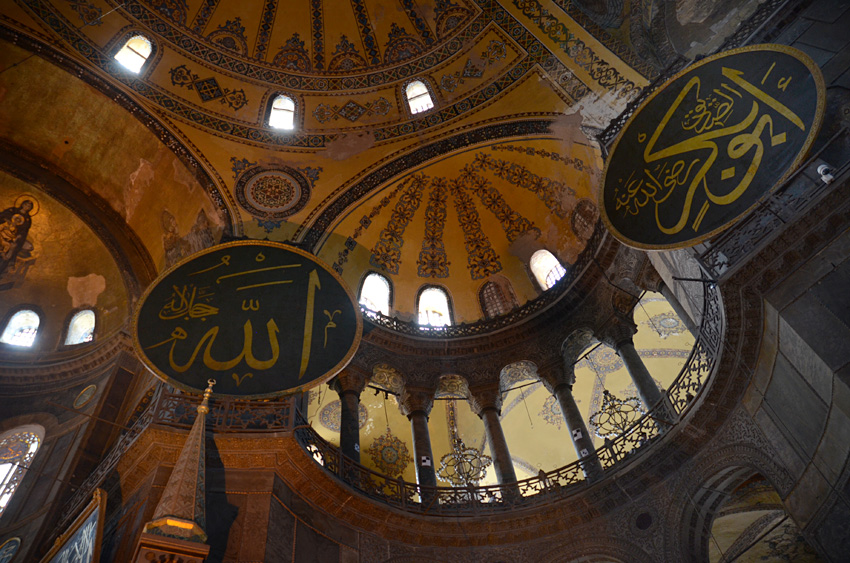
614, 63, 806, 236
146, 249, 348, 386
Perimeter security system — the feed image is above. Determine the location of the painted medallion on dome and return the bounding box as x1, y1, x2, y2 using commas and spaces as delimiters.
366, 428, 411, 477
319, 400, 368, 432
235, 167, 312, 225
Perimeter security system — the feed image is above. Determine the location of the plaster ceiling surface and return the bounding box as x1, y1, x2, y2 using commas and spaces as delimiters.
0, 0, 648, 324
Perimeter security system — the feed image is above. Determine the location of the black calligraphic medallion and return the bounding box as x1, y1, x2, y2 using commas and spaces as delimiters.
600, 44, 825, 249
133, 241, 362, 398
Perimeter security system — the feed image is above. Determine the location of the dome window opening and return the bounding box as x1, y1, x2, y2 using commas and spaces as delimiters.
114, 35, 152, 74
405, 80, 434, 115
269, 95, 296, 130
359, 273, 391, 316
418, 286, 452, 327
65, 309, 96, 345
0, 427, 42, 517
480, 281, 511, 318
0, 310, 40, 347
530, 249, 566, 290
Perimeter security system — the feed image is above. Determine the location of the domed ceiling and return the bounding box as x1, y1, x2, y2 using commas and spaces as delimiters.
140, 0, 475, 74
0, 0, 653, 323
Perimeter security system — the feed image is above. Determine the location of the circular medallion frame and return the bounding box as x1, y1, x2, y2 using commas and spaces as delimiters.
235, 166, 311, 221
73, 384, 97, 409
599, 44, 825, 250
132, 240, 362, 399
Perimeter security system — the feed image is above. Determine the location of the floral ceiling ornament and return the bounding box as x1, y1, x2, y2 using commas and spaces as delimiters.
168, 64, 248, 110
539, 395, 563, 429
588, 390, 643, 439
318, 401, 369, 432
643, 311, 685, 338
366, 428, 411, 477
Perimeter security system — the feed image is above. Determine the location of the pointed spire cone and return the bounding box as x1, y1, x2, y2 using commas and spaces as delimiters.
143, 379, 215, 543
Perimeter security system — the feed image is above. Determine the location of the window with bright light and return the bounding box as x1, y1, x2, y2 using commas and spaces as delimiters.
0, 426, 43, 518
418, 286, 451, 327
530, 249, 566, 290
114, 35, 152, 74
405, 80, 434, 114
65, 309, 96, 346
479, 281, 512, 318
269, 94, 296, 129
0, 310, 40, 347
359, 273, 391, 316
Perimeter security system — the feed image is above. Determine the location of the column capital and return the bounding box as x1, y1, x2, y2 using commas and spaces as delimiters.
329, 368, 368, 396
536, 360, 574, 395
399, 386, 435, 417
467, 383, 503, 416
595, 314, 637, 349
636, 262, 665, 293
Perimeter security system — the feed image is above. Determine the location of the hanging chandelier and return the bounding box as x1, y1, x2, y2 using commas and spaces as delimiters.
437, 437, 492, 486
588, 389, 644, 439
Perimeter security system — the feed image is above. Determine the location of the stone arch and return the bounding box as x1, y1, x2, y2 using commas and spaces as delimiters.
435, 374, 469, 399
370, 363, 405, 395
562, 328, 598, 364
541, 538, 654, 563
666, 443, 796, 562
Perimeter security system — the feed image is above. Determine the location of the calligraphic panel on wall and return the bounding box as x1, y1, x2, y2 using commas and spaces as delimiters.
40, 489, 105, 563
134, 241, 362, 398
600, 44, 825, 249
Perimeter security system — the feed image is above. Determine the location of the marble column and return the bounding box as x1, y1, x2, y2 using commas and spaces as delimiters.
538, 360, 603, 480
637, 264, 698, 337
399, 387, 437, 489
599, 316, 675, 421
329, 369, 368, 463
468, 384, 518, 487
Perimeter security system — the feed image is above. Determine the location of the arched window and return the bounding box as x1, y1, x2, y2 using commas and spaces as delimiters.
418, 286, 452, 327
0, 310, 40, 347
479, 281, 513, 318
359, 273, 391, 316
114, 34, 152, 73
269, 94, 296, 129
405, 80, 434, 114
65, 309, 96, 346
530, 249, 566, 290
0, 425, 43, 518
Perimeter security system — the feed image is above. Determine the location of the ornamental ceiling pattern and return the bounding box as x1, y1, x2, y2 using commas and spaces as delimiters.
0, 0, 640, 326
13, 0, 648, 147
322, 138, 598, 321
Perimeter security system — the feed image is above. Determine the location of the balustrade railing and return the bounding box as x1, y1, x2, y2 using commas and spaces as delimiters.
696, 128, 849, 281
152, 392, 294, 432
295, 282, 724, 514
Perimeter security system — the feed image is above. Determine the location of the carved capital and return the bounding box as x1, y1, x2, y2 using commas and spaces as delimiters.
561, 330, 596, 365
635, 261, 665, 293
399, 386, 435, 417
467, 383, 503, 416
536, 360, 575, 395
329, 368, 368, 396
595, 314, 637, 349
